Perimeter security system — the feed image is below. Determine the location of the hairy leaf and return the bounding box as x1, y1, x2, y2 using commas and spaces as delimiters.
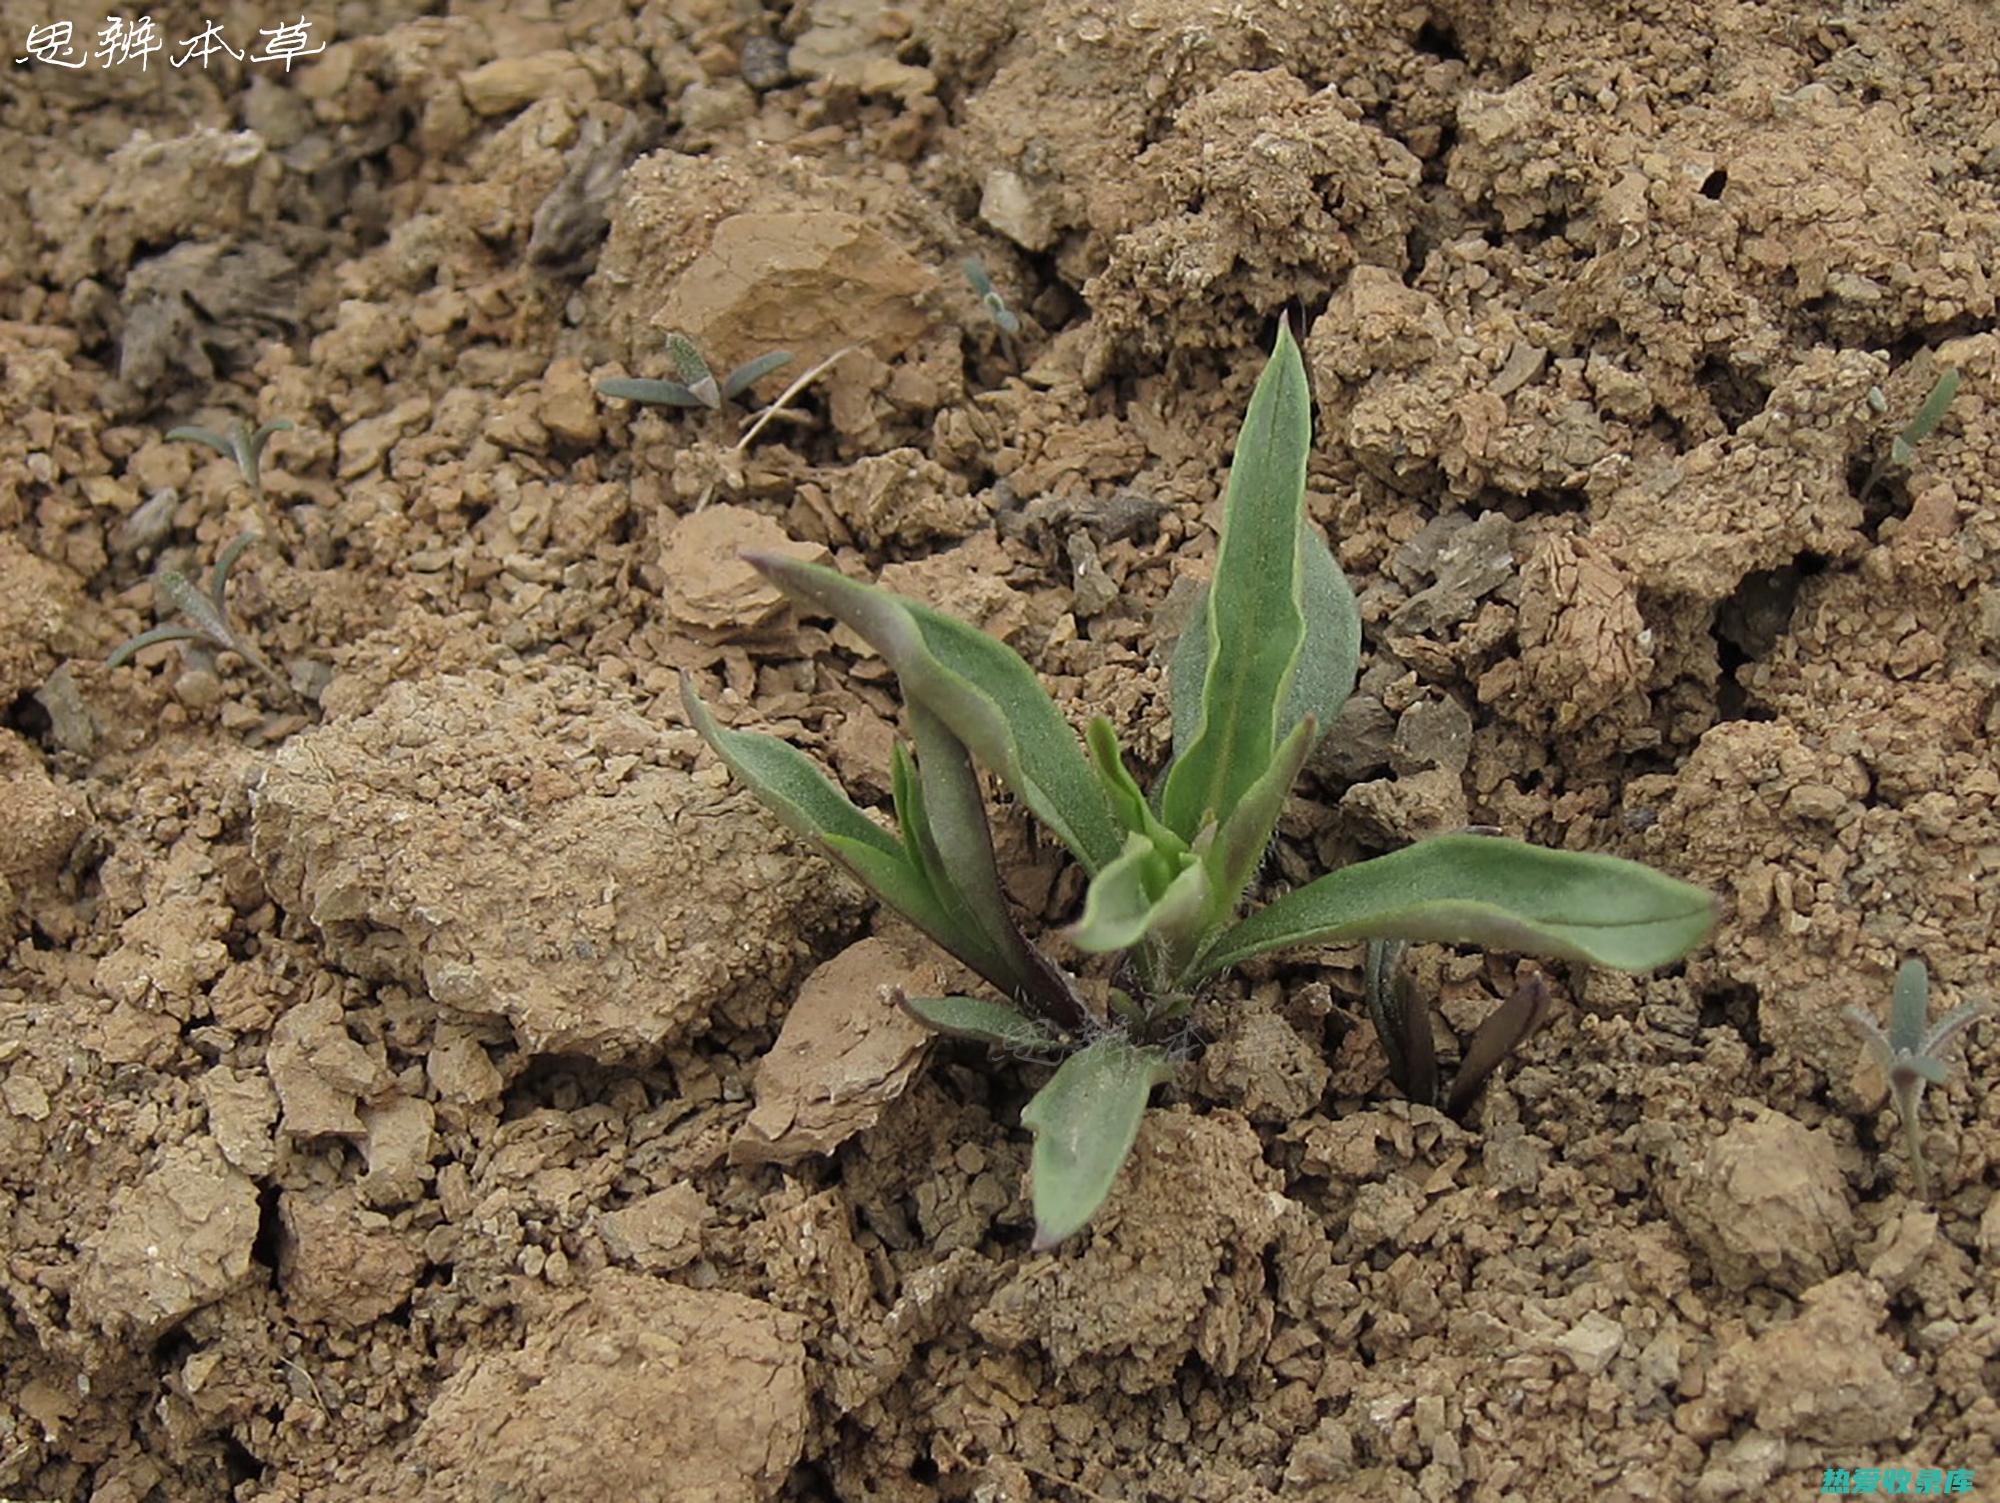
683, 674, 1008, 986
1890, 956, 1930, 1057
1199, 833, 1716, 978
1068, 833, 1209, 955
667, 333, 721, 407
1283, 530, 1362, 736
896, 992, 1062, 1051
747, 553, 1121, 872
1021, 1036, 1172, 1250
907, 703, 1086, 1032
1159, 322, 1313, 839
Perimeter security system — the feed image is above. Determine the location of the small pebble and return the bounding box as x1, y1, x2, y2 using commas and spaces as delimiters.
175, 666, 223, 710
739, 35, 791, 90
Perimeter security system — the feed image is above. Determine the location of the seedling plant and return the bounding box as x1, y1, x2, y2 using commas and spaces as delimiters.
1846, 958, 1987, 1200
1366, 935, 1553, 1114
598, 333, 793, 410
167, 417, 293, 502
602, 333, 853, 511
962, 258, 1022, 337
685, 323, 1715, 1247
1860, 367, 1959, 503
106, 531, 286, 691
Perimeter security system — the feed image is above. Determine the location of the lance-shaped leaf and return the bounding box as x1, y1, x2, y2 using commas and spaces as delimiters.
1184, 714, 1315, 970
1365, 939, 1437, 1107
1086, 718, 1186, 855
1169, 529, 1359, 766
906, 702, 1086, 1034
1196, 833, 1716, 980
747, 552, 1122, 873
1067, 832, 1209, 955
1891, 367, 1960, 465
681, 674, 1008, 991
597, 376, 711, 407
1159, 321, 1313, 840
1020, 1036, 1173, 1250
895, 991, 1061, 1053
1283, 530, 1361, 740
1444, 972, 1552, 1114
720, 350, 794, 401
1862, 368, 1961, 502
888, 743, 1016, 989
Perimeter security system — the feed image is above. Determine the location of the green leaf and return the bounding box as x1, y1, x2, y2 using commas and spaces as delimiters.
1169, 531, 1359, 766
1085, 717, 1187, 854
683, 673, 1000, 983
1890, 957, 1929, 1056
1192, 714, 1315, 957
1889, 368, 1959, 467
165, 425, 234, 458
906, 703, 1087, 1034
598, 377, 705, 407
747, 553, 1122, 873
1067, 832, 1209, 955
206, 532, 260, 611
832, 838, 996, 967
894, 727, 1012, 979
1159, 321, 1313, 840
1283, 530, 1362, 737
721, 350, 794, 400
1020, 1036, 1173, 1250
105, 623, 200, 667
1197, 833, 1716, 979
896, 992, 1061, 1051
683, 673, 901, 861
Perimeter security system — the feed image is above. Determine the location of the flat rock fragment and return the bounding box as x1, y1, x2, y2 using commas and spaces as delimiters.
662, 505, 827, 637
732, 937, 935, 1166
657, 210, 935, 369
74, 1145, 259, 1337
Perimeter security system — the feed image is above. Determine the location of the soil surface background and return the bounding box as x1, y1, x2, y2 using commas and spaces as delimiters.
3, 1, 1999, 1499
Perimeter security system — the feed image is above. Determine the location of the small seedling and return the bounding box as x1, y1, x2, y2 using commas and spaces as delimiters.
106, 532, 285, 690
962, 257, 1022, 336
1859, 367, 1959, 503
598, 333, 792, 409
684, 344, 856, 512
684, 323, 1715, 1248
1846, 958, 1987, 1200
1365, 939, 1552, 1114
166, 418, 293, 501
